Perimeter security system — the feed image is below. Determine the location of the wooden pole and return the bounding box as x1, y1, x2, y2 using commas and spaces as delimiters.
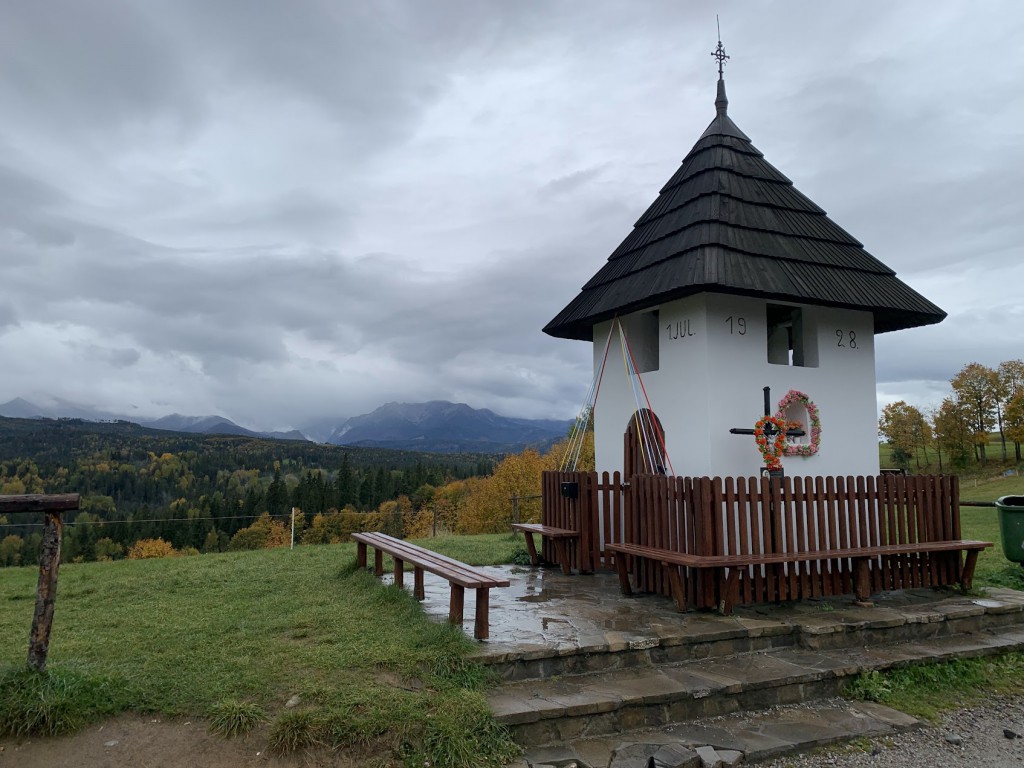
0, 494, 80, 513
27, 511, 64, 671
1, 494, 80, 672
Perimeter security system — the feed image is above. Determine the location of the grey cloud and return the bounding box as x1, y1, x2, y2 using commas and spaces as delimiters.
0, 2, 204, 140
70, 343, 141, 369
0, 164, 68, 209
539, 165, 608, 198
0, 302, 17, 331
0, 1, 1022, 429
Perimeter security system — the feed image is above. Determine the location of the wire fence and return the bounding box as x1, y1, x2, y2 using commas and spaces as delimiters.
0, 512, 293, 529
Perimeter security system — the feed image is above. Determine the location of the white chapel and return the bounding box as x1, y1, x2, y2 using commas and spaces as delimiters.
544, 45, 945, 480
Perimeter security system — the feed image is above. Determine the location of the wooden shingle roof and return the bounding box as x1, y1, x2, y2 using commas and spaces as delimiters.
543, 78, 946, 341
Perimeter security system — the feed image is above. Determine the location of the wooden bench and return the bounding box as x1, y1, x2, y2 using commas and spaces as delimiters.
511, 523, 578, 574
351, 532, 510, 640
605, 539, 992, 616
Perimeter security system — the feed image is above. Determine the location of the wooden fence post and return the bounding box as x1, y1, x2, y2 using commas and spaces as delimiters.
28, 510, 64, 671
0, 493, 80, 672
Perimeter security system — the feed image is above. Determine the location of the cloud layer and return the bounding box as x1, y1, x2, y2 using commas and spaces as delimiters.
1, 1, 1021, 429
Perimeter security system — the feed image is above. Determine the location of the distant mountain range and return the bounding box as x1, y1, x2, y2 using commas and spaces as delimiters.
325, 401, 570, 453
139, 414, 307, 442
0, 397, 570, 454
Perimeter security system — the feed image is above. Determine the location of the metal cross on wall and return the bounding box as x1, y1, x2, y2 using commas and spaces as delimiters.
729, 386, 805, 439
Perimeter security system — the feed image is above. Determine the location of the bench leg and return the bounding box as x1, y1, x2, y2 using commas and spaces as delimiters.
853, 557, 872, 604
356, 541, 367, 569
961, 550, 980, 592
553, 539, 571, 575
393, 557, 404, 589
613, 553, 633, 596
414, 567, 425, 600
474, 588, 490, 640
522, 532, 540, 566
720, 568, 741, 616
449, 585, 465, 628
665, 564, 686, 611
374, 549, 383, 577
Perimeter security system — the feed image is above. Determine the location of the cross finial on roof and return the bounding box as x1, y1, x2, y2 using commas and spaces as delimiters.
711, 16, 729, 80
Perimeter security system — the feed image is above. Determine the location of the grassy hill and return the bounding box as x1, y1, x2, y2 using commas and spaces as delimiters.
0, 534, 521, 767
4, 492, 1024, 764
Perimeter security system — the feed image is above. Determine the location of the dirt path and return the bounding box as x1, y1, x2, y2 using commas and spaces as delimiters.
5, 696, 1024, 768
0, 715, 366, 768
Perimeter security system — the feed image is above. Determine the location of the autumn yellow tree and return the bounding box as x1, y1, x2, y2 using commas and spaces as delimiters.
950, 363, 998, 463
0, 535, 24, 567
1000, 360, 1024, 462
363, 496, 410, 538
301, 506, 372, 545
545, 429, 596, 473
458, 450, 547, 534
228, 513, 289, 550
1006, 389, 1024, 464
127, 538, 178, 559
932, 398, 973, 470
880, 405, 921, 473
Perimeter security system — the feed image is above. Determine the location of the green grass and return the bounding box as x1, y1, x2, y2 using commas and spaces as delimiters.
208, 700, 267, 737
878, 434, 1022, 479
962, 504, 1024, 590
0, 535, 521, 767
961, 472, 1024, 501
414, 533, 521, 566
845, 651, 1024, 720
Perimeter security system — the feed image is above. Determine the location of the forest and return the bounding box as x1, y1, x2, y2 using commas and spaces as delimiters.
0, 416, 502, 567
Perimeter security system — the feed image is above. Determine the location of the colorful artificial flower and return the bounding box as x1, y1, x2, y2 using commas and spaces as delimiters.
775, 390, 822, 457
753, 415, 789, 471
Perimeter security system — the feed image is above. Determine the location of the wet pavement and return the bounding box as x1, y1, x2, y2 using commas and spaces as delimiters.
381, 565, 1024, 767
394, 563, 1024, 659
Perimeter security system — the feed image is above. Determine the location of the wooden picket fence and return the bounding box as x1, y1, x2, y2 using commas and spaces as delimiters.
540, 471, 966, 610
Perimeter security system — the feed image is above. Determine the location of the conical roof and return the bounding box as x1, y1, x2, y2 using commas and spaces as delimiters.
543, 78, 946, 342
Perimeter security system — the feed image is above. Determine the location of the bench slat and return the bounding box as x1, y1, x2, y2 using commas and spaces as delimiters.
605, 539, 991, 615
605, 540, 990, 568
352, 533, 509, 588
511, 523, 577, 538
511, 523, 578, 574
352, 532, 510, 641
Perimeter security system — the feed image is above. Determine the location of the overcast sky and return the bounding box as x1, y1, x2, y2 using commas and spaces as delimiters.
0, 1, 1021, 431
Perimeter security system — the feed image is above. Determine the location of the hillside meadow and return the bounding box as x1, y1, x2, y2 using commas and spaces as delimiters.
0, 534, 522, 767
4, 486, 1024, 765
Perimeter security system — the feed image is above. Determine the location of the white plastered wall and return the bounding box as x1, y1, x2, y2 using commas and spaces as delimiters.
592, 293, 880, 479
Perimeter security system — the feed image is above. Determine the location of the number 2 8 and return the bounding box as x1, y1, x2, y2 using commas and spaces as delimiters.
836, 330, 858, 349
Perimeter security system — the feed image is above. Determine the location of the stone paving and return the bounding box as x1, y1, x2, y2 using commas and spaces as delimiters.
401, 563, 1024, 657
385, 565, 1024, 768
516, 699, 919, 767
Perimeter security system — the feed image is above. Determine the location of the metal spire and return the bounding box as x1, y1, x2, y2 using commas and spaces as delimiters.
711, 16, 729, 80
711, 16, 730, 116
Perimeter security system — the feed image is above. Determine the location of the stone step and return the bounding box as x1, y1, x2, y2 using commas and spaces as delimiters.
490, 626, 1024, 746
513, 698, 920, 768
478, 591, 1024, 683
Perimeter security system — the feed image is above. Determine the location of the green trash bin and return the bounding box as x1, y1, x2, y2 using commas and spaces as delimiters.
996, 495, 1024, 564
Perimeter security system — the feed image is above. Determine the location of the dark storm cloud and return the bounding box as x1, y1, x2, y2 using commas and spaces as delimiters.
0, 1, 1021, 427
